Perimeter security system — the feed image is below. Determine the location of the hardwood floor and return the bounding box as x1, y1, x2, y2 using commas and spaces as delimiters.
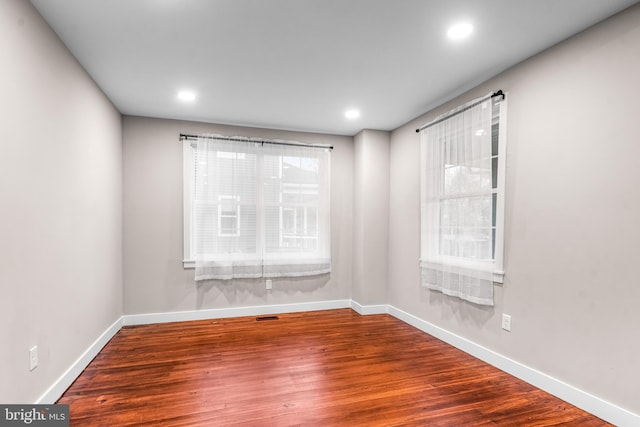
58, 309, 609, 426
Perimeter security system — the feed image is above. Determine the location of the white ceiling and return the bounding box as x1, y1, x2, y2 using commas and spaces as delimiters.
31, 0, 638, 136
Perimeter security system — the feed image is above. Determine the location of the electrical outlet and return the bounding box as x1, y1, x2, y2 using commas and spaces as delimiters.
265, 279, 272, 290
501, 314, 512, 332
29, 346, 38, 371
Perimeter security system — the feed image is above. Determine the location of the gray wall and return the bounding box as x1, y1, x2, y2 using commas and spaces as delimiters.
388, 4, 640, 414
122, 117, 353, 315
0, 0, 123, 403
353, 129, 390, 306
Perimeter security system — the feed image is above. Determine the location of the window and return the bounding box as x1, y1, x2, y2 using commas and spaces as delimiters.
278, 159, 320, 250
419, 93, 507, 306
183, 136, 331, 281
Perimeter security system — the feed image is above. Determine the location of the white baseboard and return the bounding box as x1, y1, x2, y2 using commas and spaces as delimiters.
387, 305, 640, 427
36, 300, 639, 426
36, 316, 123, 405
122, 299, 352, 326
350, 300, 388, 315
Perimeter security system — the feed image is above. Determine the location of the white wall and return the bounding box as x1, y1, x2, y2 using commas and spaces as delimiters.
352, 129, 390, 306
122, 116, 353, 315
389, 4, 640, 415
0, 0, 123, 403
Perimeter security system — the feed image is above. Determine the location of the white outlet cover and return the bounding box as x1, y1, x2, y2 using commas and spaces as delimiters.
29, 346, 38, 371
502, 314, 512, 332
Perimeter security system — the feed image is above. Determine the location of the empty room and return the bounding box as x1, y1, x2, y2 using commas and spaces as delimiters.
1, 0, 639, 425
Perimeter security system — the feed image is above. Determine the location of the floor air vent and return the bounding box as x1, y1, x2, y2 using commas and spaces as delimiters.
256, 315, 279, 321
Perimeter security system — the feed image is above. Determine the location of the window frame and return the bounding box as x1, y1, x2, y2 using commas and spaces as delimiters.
423, 96, 507, 283
182, 140, 330, 270
279, 179, 320, 249
183, 141, 196, 268
493, 97, 507, 282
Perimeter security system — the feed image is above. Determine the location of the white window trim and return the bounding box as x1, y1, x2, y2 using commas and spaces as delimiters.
183, 141, 195, 268
182, 139, 331, 271
420, 95, 507, 284
493, 96, 507, 283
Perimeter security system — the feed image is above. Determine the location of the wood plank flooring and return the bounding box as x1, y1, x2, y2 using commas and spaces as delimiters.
58, 309, 609, 426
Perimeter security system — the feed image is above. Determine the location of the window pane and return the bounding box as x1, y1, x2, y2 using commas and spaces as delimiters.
263, 152, 321, 254
492, 227, 496, 260
479, 227, 493, 259
440, 199, 457, 227
440, 227, 453, 256
439, 195, 492, 259
492, 123, 499, 156
492, 193, 497, 227
307, 208, 318, 235
443, 163, 492, 196
195, 204, 216, 254
211, 152, 257, 204
239, 207, 256, 252
220, 216, 237, 234
491, 157, 498, 189
282, 207, 295, 231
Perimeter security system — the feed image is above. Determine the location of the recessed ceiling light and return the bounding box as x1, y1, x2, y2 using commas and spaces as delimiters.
447, 22, 473, 40
177, 90, 196, 102
345, 109, 360, 119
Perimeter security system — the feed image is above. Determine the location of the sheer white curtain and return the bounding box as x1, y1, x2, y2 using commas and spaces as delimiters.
193, 136, 331, 281
420, 94, 495, 306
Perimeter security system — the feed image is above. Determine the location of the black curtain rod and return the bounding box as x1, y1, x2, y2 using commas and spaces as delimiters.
415, 90, 505, 133
180, 133, 333, 150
